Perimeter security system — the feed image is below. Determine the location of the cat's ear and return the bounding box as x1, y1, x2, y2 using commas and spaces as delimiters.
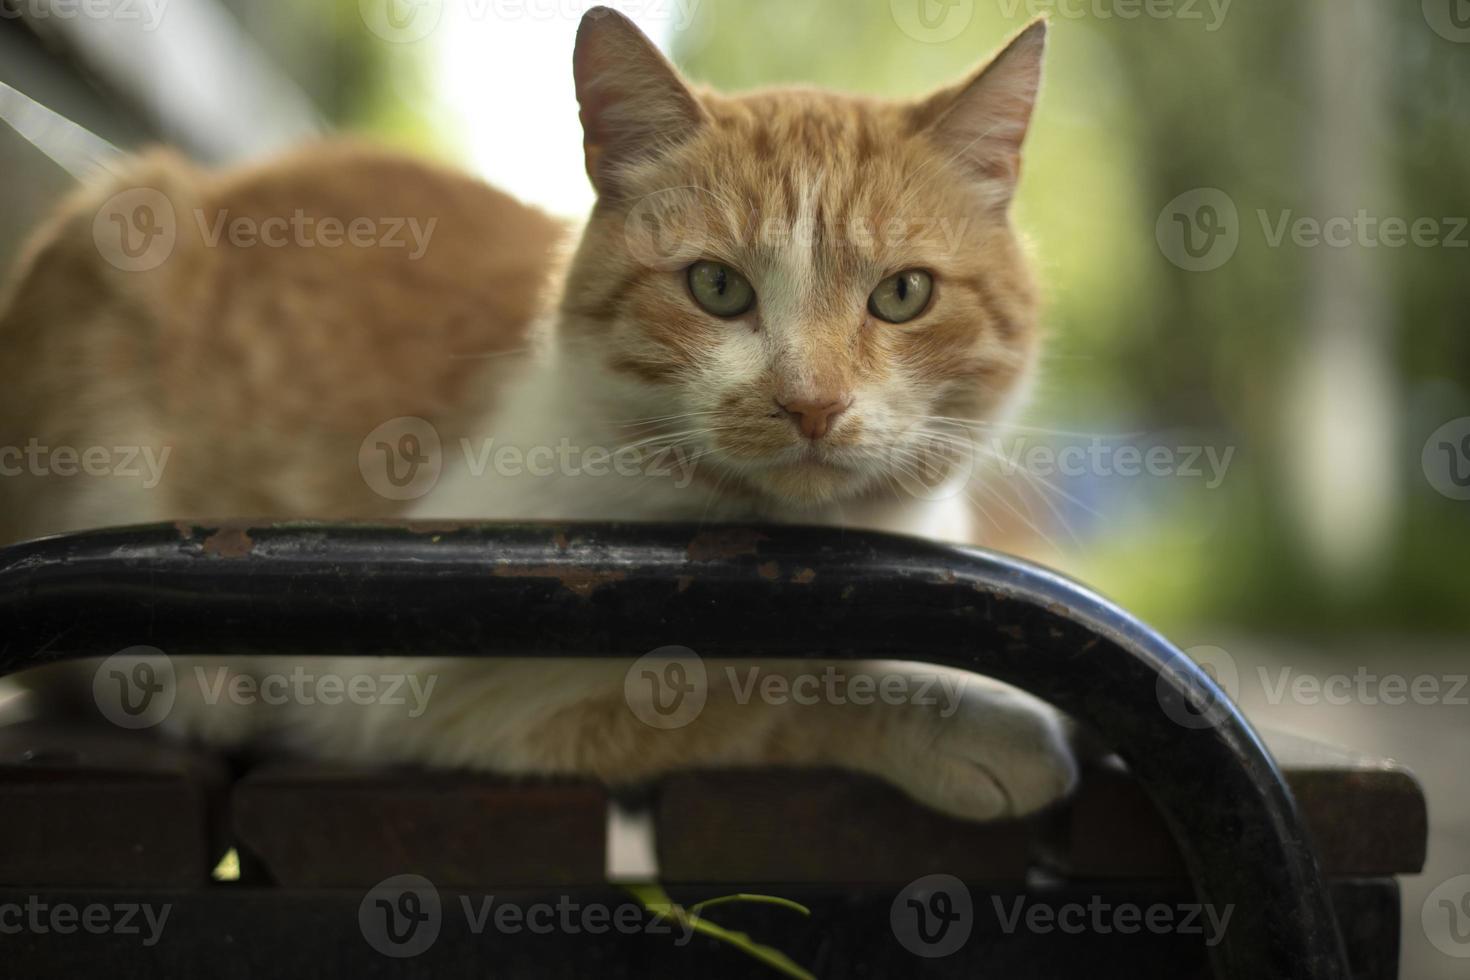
912, 18, 1047, 209
574, 7, 706, 196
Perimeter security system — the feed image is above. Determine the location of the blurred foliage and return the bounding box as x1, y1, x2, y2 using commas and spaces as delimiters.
672, 0, 1470, 634
218, 0, 442, 144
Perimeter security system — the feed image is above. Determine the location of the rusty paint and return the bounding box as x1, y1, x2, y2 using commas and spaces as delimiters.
792, 568, 816, 584
201, 527, 255, 559
686, 528, 767, 562
676, 576, 694, 593
553, 531, 571, 552
757, 561, 781, 581
492, 564, 627, 599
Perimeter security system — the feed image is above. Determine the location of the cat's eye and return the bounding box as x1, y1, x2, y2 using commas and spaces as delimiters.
868, 270, 934, 324
687, 261, 756, 318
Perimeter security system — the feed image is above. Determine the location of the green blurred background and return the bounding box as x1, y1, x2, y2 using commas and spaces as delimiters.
1, 0, 1466, 638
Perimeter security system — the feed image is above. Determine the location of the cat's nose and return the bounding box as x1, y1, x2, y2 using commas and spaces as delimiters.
777, 396, 853, 440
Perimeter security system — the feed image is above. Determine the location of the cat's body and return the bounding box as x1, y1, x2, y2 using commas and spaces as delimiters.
0, 10, 1076, 820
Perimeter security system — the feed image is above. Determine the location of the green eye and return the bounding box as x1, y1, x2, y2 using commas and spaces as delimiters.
687, 261, 756, 318
868, 270, 934, 324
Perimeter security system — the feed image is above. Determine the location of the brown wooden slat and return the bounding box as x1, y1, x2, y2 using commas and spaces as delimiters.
231, 764, 608, 888
0, 721, 228, 887
655, 731, 1426, 882
654, 768, 1036, 883
1044, 729, 1428, 878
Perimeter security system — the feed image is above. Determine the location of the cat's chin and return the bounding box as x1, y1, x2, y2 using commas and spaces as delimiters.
743, 460, 875, 508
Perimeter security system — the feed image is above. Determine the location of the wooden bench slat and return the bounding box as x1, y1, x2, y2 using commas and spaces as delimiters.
231, 764, 608, 888
0, 722, 228, 887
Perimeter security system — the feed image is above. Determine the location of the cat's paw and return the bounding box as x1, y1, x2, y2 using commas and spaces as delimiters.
853, 668, 1078, 821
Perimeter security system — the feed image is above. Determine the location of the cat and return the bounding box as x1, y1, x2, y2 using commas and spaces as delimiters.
0, 8, 1076, 821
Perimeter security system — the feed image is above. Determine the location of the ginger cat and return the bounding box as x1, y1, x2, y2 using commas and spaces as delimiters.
0, 10, 1075, 820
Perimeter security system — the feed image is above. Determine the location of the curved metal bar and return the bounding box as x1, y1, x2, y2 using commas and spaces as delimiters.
0, 521, 1350, 979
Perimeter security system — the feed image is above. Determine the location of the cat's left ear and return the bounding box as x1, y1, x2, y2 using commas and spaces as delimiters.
913, 18, 1048, 209
573, 7, 707, 196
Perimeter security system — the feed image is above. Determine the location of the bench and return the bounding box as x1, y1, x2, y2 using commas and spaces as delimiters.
0, 522, 1428, 978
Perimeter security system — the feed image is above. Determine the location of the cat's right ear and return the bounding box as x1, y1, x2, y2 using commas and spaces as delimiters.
574, 7, 706, 196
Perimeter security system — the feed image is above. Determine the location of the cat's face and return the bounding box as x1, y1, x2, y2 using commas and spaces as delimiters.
563, 9, 1045, 508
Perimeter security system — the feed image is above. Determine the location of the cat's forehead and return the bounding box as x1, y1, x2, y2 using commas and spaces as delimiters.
622, 89, 980, 282
691, 90, 925, 199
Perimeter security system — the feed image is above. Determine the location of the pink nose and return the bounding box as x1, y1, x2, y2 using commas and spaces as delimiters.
778, 396, 852, 440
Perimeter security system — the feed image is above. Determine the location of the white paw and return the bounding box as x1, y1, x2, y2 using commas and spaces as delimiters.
853, 667, 1078, 821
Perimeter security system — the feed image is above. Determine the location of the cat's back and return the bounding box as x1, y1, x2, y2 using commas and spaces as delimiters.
0, 143, 568, 543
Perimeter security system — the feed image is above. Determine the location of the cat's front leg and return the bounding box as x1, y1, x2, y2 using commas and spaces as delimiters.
514, 658, 1078, 821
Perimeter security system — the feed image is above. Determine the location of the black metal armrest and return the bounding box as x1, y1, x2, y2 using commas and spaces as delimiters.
0, 521, 1351, 979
